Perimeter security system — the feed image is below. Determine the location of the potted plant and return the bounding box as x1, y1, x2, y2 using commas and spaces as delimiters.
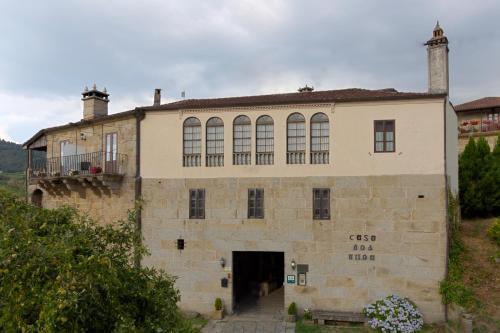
286, 302, 297, 322
213, 298, 224, 320
303, 308, 313, 324
90, 166, 102, 174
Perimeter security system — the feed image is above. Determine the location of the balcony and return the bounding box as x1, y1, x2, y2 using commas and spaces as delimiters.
29, 151, 127, 193
459, 119, 500, 135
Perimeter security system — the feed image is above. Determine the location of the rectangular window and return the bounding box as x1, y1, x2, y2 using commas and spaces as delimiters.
248, 188, 264, 218
189, 189, 205, 219
374, 120, 395, 153
105, 132, 118, 172
313, 188, 330, 220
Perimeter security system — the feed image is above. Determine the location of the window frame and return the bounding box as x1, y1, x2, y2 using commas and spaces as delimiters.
233, 115, 251, 165
183, 117, 202, 167
248, 188, 264, 219
206, 117, 224, 167
256, 115, 274, 165
287, 113, 306, 164
313, 188, 330, 220
189, 189, 205, 219
373, 120, 396, 153
310, 112, 329, 164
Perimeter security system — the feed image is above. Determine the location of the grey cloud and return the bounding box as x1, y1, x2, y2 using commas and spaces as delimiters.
0, 0, 499, 142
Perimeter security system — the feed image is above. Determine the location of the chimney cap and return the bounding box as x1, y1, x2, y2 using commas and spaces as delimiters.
425, 21, 448, 46
82, 84, 110, 99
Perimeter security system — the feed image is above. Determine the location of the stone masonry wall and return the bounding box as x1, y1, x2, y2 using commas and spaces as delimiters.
458, 133, 498, 153
28, 117, 137, 225
141, 175, 447, 323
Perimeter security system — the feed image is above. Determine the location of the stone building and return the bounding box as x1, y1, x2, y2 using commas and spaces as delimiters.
23, 24, 458, 324
138, 24, 457, 323
23, 85, 142, 225
455, 97, 500, 152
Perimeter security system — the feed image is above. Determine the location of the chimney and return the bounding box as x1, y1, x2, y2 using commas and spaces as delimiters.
81, 84, 109, 120
425, 22, 449, 95
153, 88, 161, 106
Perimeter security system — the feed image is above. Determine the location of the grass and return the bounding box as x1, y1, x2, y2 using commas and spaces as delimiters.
0, 171, 25, 197
459, 218, 500, 332
295, 320, 440, 333
187, 316, 208, 330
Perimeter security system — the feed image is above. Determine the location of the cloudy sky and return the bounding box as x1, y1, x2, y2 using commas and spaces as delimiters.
1, 0, 499, 143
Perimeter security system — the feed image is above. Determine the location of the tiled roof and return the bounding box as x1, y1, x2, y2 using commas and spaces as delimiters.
23, 110, 137, 148
142, 88, 446, 111
455, 97, 500, 112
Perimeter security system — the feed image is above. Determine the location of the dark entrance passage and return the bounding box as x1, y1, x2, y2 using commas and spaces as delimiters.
232, 251, 284, 317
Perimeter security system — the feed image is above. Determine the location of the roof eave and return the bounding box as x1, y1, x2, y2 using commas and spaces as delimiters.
143, 93, 447, 113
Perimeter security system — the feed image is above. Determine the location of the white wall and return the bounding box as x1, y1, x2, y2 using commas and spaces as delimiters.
446, 101, 459, 194
141, 98, 446, 179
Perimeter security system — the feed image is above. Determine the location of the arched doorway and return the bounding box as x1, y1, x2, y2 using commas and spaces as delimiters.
31, 189, 43, 207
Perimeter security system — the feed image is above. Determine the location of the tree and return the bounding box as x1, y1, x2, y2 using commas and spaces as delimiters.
459, 138, 480, 217
482, 135, 500, 216
0, 190, 198, 333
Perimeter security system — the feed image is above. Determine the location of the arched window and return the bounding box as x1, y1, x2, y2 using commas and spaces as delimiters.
310, 113, 329, 164
183, 117, 201, 167
233, 115, 251, 165
256, 115, 274, 165
206, 117, 224, 167
31, 189, 43, 207
287, 113, 306, 164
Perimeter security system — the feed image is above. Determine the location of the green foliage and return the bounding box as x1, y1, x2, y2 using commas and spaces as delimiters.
214, 298, 222, 311
459, 135, 500, 218
0, 172, 25, 197
287, 302, 297, 316
303, 308, 312, 320
0, 139, 27, 172
0, 190, 198, 333
439, 192, 480, 311
487, 218, 500, 247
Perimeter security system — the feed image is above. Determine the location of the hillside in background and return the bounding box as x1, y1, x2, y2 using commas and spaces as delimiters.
0, 139, 26, 172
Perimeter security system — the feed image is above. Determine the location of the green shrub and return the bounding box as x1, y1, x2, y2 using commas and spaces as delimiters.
303, 308, 312, 320
0, 189, 197, 333
287, 302, 297, 316
214, 298, 223, 311
439, 191, 479, 311
487, 219, 500, 247
459, 135, 500, 218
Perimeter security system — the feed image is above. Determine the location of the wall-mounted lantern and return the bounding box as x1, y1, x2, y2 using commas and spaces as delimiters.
219, 257, 226, 268
291, 259, 296, 271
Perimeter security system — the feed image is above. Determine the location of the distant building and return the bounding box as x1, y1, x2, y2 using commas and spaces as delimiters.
23, 24, 457, 324
455, 97, 500, 152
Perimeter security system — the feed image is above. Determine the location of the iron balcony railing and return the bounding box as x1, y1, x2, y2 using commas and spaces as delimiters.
459, 119, 500, 134
30, 151, 127, 178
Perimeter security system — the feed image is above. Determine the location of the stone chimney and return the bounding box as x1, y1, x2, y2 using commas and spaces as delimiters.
81, 84, 109, 120
425, 22, 449, 95
153, 88, 161, 106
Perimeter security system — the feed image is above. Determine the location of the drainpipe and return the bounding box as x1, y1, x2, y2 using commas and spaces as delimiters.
134, 107, 145, 268
443, 97, 449, 322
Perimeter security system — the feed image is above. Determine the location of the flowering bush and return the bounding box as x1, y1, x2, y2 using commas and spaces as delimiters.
363, 295, 424, 333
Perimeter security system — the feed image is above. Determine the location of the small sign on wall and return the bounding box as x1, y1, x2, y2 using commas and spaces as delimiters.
286, 275, 296, 284
298, 273, 307, 286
